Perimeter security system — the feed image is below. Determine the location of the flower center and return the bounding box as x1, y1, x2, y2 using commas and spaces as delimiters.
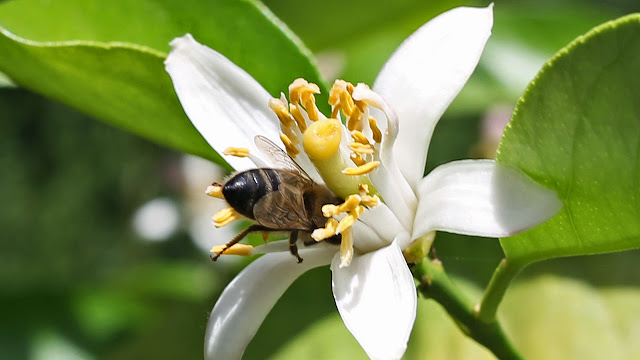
208, 78, 393, 266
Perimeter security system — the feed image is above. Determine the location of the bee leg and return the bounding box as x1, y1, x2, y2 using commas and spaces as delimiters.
211, 224, 271, 261
289, 230, 303, 263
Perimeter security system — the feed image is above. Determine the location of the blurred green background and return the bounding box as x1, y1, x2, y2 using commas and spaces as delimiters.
1, 0, 638, 359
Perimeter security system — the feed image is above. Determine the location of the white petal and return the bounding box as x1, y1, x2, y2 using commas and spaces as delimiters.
332, 240, 416, 360
352, 84, 418, 230
412, 159, 562, 239
373, 5, 494, 189
205, 248, 334, 360
165, 34, 280, 171
355, 204, 408, 251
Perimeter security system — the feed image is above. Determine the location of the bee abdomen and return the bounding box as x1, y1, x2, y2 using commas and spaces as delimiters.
222, 169, 281, 219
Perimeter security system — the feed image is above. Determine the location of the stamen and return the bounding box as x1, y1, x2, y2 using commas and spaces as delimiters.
330, 104, 341, 119
342, 161, 380, 175
289, 79, 321, 122
340, 90, 355, 116
322, 194, 361, 217
212, 207, 241, 227
338, 194, 362, 213
358, 183, 370, 194
303, 97, 319, 121
350, 153, 366, 166
336, 205, 364, 234
211, 243, 254, 257
347, 107, 364, 132
268, 98, 294, 127
368, 117, 382, 143
339, 227, 354, 268
311, 218, 339, 241
350, 130, 370, 145
289, 104, 308, 130
205, 184, 224, 199
348, 142, 374, 155
361, 194, 380, 207
280, 133, 300, 157
288, 78, 311, 104
224, 147, 250, 157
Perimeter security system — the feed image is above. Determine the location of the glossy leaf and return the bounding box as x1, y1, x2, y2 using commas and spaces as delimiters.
0, 0, 325, 162
0, 31, 218, 162
497, 14, 640, 264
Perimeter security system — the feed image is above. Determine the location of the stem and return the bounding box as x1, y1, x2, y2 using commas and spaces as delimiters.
476, 258, 527, 323
413, 258, 524, 360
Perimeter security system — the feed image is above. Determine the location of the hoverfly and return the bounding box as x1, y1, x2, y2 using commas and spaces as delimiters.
211, 135, 342, 263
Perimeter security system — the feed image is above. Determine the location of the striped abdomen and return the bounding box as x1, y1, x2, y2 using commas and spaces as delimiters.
222, 168, 282, 219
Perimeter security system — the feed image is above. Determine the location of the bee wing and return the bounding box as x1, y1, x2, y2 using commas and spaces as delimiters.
254, 135, 311, 180
253, 183, 314, 230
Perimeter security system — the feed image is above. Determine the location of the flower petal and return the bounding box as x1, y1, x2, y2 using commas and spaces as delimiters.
373, 5, 494, 189
165, 34, 280, 171
355, 204, 408, 252
332, 240, 416, 360
205, 248, 334, 360
412, 159, 562, 239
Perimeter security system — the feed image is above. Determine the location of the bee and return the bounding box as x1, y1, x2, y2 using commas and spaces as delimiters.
211, 135, 343, 263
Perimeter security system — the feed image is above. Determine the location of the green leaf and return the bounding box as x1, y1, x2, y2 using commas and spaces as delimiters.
0, 30, 218, 162
0, 0, 325, 162
497, 14, 640, 264
0, 0, 324, 96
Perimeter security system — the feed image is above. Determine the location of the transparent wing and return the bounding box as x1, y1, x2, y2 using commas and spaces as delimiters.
253, 183, 314, 230
254, 135, 311, 179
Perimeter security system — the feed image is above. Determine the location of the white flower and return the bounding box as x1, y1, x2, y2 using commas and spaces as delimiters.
165, 4, 560, 360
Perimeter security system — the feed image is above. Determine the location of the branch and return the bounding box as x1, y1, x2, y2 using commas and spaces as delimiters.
412, 258, 524, 360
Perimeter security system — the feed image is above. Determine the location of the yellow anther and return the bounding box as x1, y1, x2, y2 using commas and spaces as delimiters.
205, 184, 224, 199
342, 161, 380, 175
347, 106, 364, 131
339, 89, 355, 116
288, 78, 308, 104
321, 204, 339, 218
330, 104, 342, 119
346, 82, 355, 95
361, 194, 380, 207
210, 243, 254, 257
280, 133, 300, 157
368, 117, 382, 143
336, 205, 364, 234
354, 99, 367, 112
348, 142, 375, 155
268, 98, 294, 127
350, 153, 366, 167
358, 183, 370, 194
329, 80, 348, 106
338, 194, 362, 213
351, 130, 370, 145
212, 207, 241, 227
303, 98, 319, 121
224, 147, 250, 157
303, 119, 342, 160
311, 218, 339, 241
339, 227, 354, 268
289, 104, 308, 130
289, 78, 320, 105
